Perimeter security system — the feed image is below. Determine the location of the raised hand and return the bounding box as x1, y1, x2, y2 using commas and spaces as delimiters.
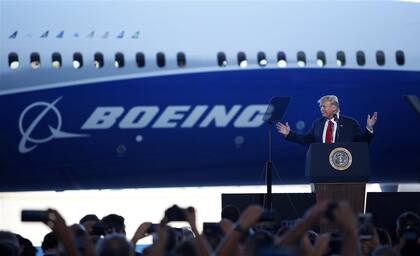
276, 122, 291, 136
367, 112, 378, 130
184, 207, 197, 230
131, 222, 152, 244
46, 209, 79, 256
238, 205, 264, 229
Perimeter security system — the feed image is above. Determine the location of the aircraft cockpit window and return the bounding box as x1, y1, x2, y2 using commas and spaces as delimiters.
115, 52, 125, 68
237, 52, 247, 68
336, 51, 346, 66
177, 52, 186, 67
73, 52, 83, 69
316, 51, 326, 67
297, 51, 306, 67
8, 52, 19, 69
217, 52, 227, 67
94, 52, 104, 69
396, 50, 405, 66
52, 52, 62, 69
277, 52, 287, 67
156, 52, 166, 67
376, 51, 385, 66
356, 51, 366, 66
136, 52, 145, 67
30, 53, 41, 69
257, 52, 267, 67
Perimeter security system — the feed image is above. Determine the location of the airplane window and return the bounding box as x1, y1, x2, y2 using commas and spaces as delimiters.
297, 51, 306, 67
8, 52, 19, 69
52, 52, 62, 69
30, 52, 41, 69
177, 52, 186, 67
356, 51, 366, 66
237, 52, 247, 68
336, 51, 346, 67
136, 52, 145, 67
277, 51, 287, 67
396, 50, 405, 66
217, 52, 227, 67
115, 52, 125, 68
316, 51, 326, 67
94, 53, 104, 69
73, 52, 83, 69
376, 50, 385, 66
257, 51, 267, 67
156, 52, 165, 67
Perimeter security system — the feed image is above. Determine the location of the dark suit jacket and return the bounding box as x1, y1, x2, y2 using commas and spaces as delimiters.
285, 115, 374, 145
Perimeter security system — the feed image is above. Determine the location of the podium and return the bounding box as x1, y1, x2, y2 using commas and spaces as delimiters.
306, 143, 371, 214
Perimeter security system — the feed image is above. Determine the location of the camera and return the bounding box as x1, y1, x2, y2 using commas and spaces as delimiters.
165, 205, 193, 222
21, 210, 49, 222
358, 213, 374, 240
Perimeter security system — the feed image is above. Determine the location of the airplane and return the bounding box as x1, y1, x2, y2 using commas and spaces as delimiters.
0, 0, 419, 192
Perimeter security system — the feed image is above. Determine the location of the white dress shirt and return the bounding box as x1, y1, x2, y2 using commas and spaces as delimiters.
322, 113, 339, 143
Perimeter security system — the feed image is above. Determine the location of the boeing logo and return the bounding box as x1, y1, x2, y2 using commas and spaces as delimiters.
19, 97, 89, 154
81, 105, 267, 129
19, 97, 268, 153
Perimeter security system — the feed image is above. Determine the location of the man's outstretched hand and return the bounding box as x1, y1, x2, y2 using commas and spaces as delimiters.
367, 112, 378, 130
276, 122, 290, 136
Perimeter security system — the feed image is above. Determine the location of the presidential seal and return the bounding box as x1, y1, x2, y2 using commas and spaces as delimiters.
329, 147, 352, 171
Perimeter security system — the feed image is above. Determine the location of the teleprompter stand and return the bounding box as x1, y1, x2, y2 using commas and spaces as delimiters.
262, 97, 291, 209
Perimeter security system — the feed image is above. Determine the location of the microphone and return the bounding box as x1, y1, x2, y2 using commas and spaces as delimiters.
333, 113, 340, 142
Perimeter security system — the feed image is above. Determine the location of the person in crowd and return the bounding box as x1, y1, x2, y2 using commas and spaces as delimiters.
0, 231, 19, 256
80, 214, 100, 236
41, 232, 58, 256
221, 205, 241, 223
394, 211, 420, 256
16, 234, 37, 256
96, 233, 134, 256
101, 214, 126, 235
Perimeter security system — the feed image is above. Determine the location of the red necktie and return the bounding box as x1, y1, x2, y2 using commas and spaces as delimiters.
325, 120, 333, 144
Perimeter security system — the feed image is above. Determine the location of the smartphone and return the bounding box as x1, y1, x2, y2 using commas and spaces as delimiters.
21, 210, 49, 222
358, 213, 373, 240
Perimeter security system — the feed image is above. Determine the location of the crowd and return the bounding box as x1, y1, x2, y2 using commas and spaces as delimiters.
1, 200, 419, 256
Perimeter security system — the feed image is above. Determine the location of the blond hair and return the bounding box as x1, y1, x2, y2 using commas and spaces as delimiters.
318, 95, 340, 111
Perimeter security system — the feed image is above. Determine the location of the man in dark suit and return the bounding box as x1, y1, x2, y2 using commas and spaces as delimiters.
276, 95, 378, 145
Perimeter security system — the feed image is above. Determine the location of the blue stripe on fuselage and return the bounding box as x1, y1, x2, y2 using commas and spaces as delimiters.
0, 68, 419, 191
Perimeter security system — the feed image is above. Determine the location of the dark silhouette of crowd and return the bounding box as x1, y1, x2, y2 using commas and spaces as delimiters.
1, 200, 419, 256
